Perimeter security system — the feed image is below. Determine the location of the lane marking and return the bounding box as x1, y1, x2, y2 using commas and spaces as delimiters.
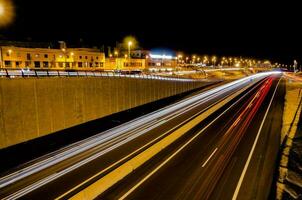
232, 76, 282, 200
2, 75, 271, 199
0, 73, 270, 185
5, 81, 247, 200
55, 84, 248, 200
118, 79, 267, 200
202, 148, 218, 168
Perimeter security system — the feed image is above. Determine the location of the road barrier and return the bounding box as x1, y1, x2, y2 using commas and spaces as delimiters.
0, 69, 198, 82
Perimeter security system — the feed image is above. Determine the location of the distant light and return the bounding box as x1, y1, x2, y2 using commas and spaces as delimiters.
0, 0, 15, 28
7, 49, 12, 54
150, 54, 173, 59
70, 52, 74, 56
0, 4, 4, 16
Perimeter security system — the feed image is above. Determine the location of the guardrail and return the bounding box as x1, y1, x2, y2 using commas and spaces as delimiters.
0, 69, 198, 82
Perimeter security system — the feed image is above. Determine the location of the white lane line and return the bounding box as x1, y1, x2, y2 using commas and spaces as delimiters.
2, 80, 248, 199
0, 72, 269, 184
0, 75, 249, 186
202, 148, 218, 168
56, 84, 245, 199
1, 74, 273, 198
118, 78, 265, 200
232, 77, 282, 200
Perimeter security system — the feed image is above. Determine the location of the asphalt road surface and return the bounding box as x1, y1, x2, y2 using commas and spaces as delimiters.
0, 72, 282, 200
100, 75, 284, 200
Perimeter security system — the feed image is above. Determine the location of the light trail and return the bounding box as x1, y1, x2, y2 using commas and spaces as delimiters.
0, 72, 281, 199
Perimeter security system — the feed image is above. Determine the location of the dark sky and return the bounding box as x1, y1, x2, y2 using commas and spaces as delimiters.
1, 0, 301, 64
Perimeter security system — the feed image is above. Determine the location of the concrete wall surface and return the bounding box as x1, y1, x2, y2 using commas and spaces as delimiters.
0, 77, 209, 149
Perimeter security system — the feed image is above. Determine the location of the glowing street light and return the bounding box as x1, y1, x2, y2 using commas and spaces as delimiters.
0, 0, 15, 28
211, 56, 217, 66
128, 41, 132, 58
0, 3, 4, 16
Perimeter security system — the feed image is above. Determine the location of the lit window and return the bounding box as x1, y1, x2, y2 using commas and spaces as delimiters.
5, 61, 12, 67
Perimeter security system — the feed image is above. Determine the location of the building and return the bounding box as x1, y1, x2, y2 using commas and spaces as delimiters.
130, 50, 178, 72
0, 42, 176, 72
0, 45, 105, 70
146, 53, 177, 72
104, 57, 146, 71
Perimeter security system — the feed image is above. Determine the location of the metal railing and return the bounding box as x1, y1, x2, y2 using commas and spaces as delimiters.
0, 69, 198, 82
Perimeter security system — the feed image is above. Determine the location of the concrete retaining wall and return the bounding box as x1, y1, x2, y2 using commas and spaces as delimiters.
0, 77, 209, 149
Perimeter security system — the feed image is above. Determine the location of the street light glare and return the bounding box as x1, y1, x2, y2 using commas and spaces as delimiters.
0, 4, 4, 16
0, 0, 15, 28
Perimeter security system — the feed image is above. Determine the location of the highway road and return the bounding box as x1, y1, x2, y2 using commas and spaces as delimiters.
100, 75, 284, 200
0, 72, 282, 199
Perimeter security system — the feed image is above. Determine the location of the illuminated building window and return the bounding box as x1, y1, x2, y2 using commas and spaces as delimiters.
5, 61, 12, 67
27, 53, 31, 60
34, 61, 41, 68
25, 61, 31, 67
16, 61, 22, 67
43, 62, 49, 68
58, 62, 64, 68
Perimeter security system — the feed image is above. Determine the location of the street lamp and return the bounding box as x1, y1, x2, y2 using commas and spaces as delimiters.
114, 51, 119, 57
211, 56, 217, 67
0, 3, 4, 16
0, 0, 14, 27
128, 41, 132, 58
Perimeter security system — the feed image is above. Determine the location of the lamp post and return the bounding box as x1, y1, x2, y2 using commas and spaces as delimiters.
114, 51, 119, 58
128, 41, 132, 58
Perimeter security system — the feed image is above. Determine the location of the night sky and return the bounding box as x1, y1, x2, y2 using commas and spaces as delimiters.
1, 0, 301, 64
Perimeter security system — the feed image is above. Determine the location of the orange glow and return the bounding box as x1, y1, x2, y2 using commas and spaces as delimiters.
0, 0, 15, 28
